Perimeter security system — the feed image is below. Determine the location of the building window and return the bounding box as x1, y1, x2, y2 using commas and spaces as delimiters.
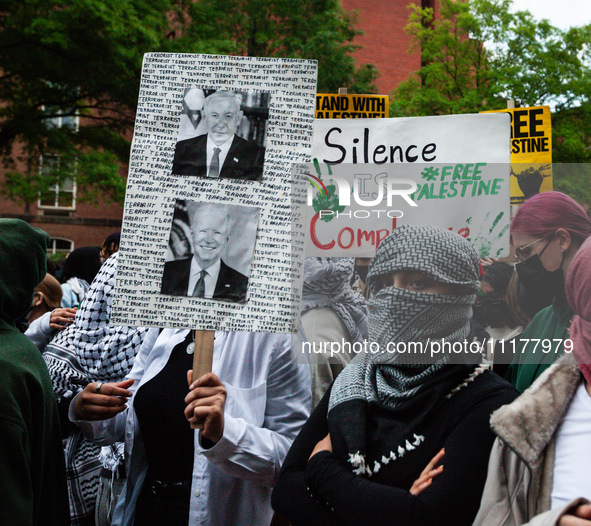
45, 108, 79, 131
37, 155, 77, 210
38, 108, 79, 211
47, 237, 74, 255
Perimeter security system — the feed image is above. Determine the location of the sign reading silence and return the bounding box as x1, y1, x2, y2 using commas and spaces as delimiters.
307, 113, 511, 258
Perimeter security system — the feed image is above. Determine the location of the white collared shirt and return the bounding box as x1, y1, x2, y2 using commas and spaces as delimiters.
206, 136, 233, 177
188, 258, 221, 299
72, 330, 311, 526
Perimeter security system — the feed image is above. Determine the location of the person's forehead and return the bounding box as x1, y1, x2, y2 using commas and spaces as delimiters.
194, 209, 227, 228
205, 96, 239, 113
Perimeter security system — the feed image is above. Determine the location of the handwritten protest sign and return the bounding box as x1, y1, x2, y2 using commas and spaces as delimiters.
484, 106, 552, 204
306, 113, 511, 257
315, 94, 389, 119
110, 53, 317, 333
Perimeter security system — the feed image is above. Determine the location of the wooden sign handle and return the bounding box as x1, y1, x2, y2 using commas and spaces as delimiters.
191, 329, 215, 382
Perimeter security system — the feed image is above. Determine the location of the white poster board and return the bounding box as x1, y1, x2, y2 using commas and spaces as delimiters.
111, 53, 317, 332
307, 113, 511, 257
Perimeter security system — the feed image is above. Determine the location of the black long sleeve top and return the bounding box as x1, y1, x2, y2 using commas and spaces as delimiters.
272, 370, 517, 526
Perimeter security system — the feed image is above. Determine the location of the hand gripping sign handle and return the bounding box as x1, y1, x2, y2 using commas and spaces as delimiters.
192, 329, 215, 382
190, 329, 215, 431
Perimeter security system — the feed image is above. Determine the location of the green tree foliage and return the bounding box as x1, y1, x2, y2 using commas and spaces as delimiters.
390, 0, 499, 117
0, 0, 185, 208
392, 0, 591, 116
182, 0, 378, 94
1, 0, 376, 210
391, 0, 591, 206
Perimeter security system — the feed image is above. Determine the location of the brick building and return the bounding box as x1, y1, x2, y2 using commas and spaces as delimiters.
0, 133, 124, 256
1, 186, 122, 255
342, 0, 439, 94
0, 0, 436, 254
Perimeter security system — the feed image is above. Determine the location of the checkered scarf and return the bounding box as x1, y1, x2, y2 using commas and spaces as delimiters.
302, 257, 368, 343
327, 226, 479, 475
330, 225, 479, 410
43, 252, 148, 524
44, 252, 147, 400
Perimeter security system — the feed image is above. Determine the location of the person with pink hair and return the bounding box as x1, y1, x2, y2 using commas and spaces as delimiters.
474, 235, 591, 526
507, 191, 591, 392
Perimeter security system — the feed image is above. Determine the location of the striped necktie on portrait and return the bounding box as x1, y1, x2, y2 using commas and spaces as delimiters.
208, 147, 221, 178
192, 269, 207, 297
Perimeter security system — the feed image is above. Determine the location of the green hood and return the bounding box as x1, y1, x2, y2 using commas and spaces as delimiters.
0, 219, 49, 325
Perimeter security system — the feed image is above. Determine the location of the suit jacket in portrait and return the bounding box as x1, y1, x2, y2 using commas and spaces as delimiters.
172, 134, 265, 180
160, 257, 248, 303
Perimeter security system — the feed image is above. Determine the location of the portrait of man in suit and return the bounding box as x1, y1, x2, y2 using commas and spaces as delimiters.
160, 202, 251, 302
172, 90, 266, 180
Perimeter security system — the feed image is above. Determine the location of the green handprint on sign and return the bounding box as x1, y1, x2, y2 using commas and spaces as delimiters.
466, 211, 509, 258
310, 159, 348, 223
312, 184, 347, 222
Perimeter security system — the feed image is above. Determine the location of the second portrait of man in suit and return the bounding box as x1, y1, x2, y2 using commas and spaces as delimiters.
160, 201, 259, 303
172, 90, 266, 181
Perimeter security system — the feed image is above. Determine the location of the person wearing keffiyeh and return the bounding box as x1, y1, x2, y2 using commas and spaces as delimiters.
44, 252, 148, 526
273, 225, 518, 526
301, 257, 368, 407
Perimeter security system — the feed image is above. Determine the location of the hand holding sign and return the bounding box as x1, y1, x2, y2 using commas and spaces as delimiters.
185, 370, 227, 442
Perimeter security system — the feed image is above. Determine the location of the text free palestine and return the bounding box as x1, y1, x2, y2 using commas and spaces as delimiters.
413, 163, 504, 200
414, 178, 504, 200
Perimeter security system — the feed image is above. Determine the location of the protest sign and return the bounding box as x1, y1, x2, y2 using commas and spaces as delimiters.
484, 106, 552, 204
307, 113, 511, 257
111, 53, 317, 333
315, 94, 389, 119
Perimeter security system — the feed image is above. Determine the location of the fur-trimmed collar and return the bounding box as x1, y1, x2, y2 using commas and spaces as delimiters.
490, 354, 582, 468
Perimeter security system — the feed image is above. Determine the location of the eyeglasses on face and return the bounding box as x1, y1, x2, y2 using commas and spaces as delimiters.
513, 236, 552, 263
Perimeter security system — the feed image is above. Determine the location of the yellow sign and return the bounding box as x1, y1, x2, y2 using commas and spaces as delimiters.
484, 106, 552, 204
316, 94, 389, 119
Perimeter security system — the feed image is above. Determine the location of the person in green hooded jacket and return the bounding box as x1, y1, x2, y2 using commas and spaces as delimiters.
0, 219, 69, 526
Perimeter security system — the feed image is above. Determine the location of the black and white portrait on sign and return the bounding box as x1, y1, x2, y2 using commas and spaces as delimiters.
161, 200, 260, 303
172, 88, 269, 181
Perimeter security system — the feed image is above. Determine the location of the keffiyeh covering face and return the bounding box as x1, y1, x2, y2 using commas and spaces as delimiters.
302, 257, 368, 343
330, 225, 479, 409
366, 225, 479, 367
44, 252, 148, 400
328, 225, 480, 477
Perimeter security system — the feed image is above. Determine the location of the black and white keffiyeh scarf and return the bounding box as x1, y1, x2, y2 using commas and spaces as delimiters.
43, 252, 148, 524
44, 252, 147, 401
328, 225, 480, 476
302, 257, 368, 343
